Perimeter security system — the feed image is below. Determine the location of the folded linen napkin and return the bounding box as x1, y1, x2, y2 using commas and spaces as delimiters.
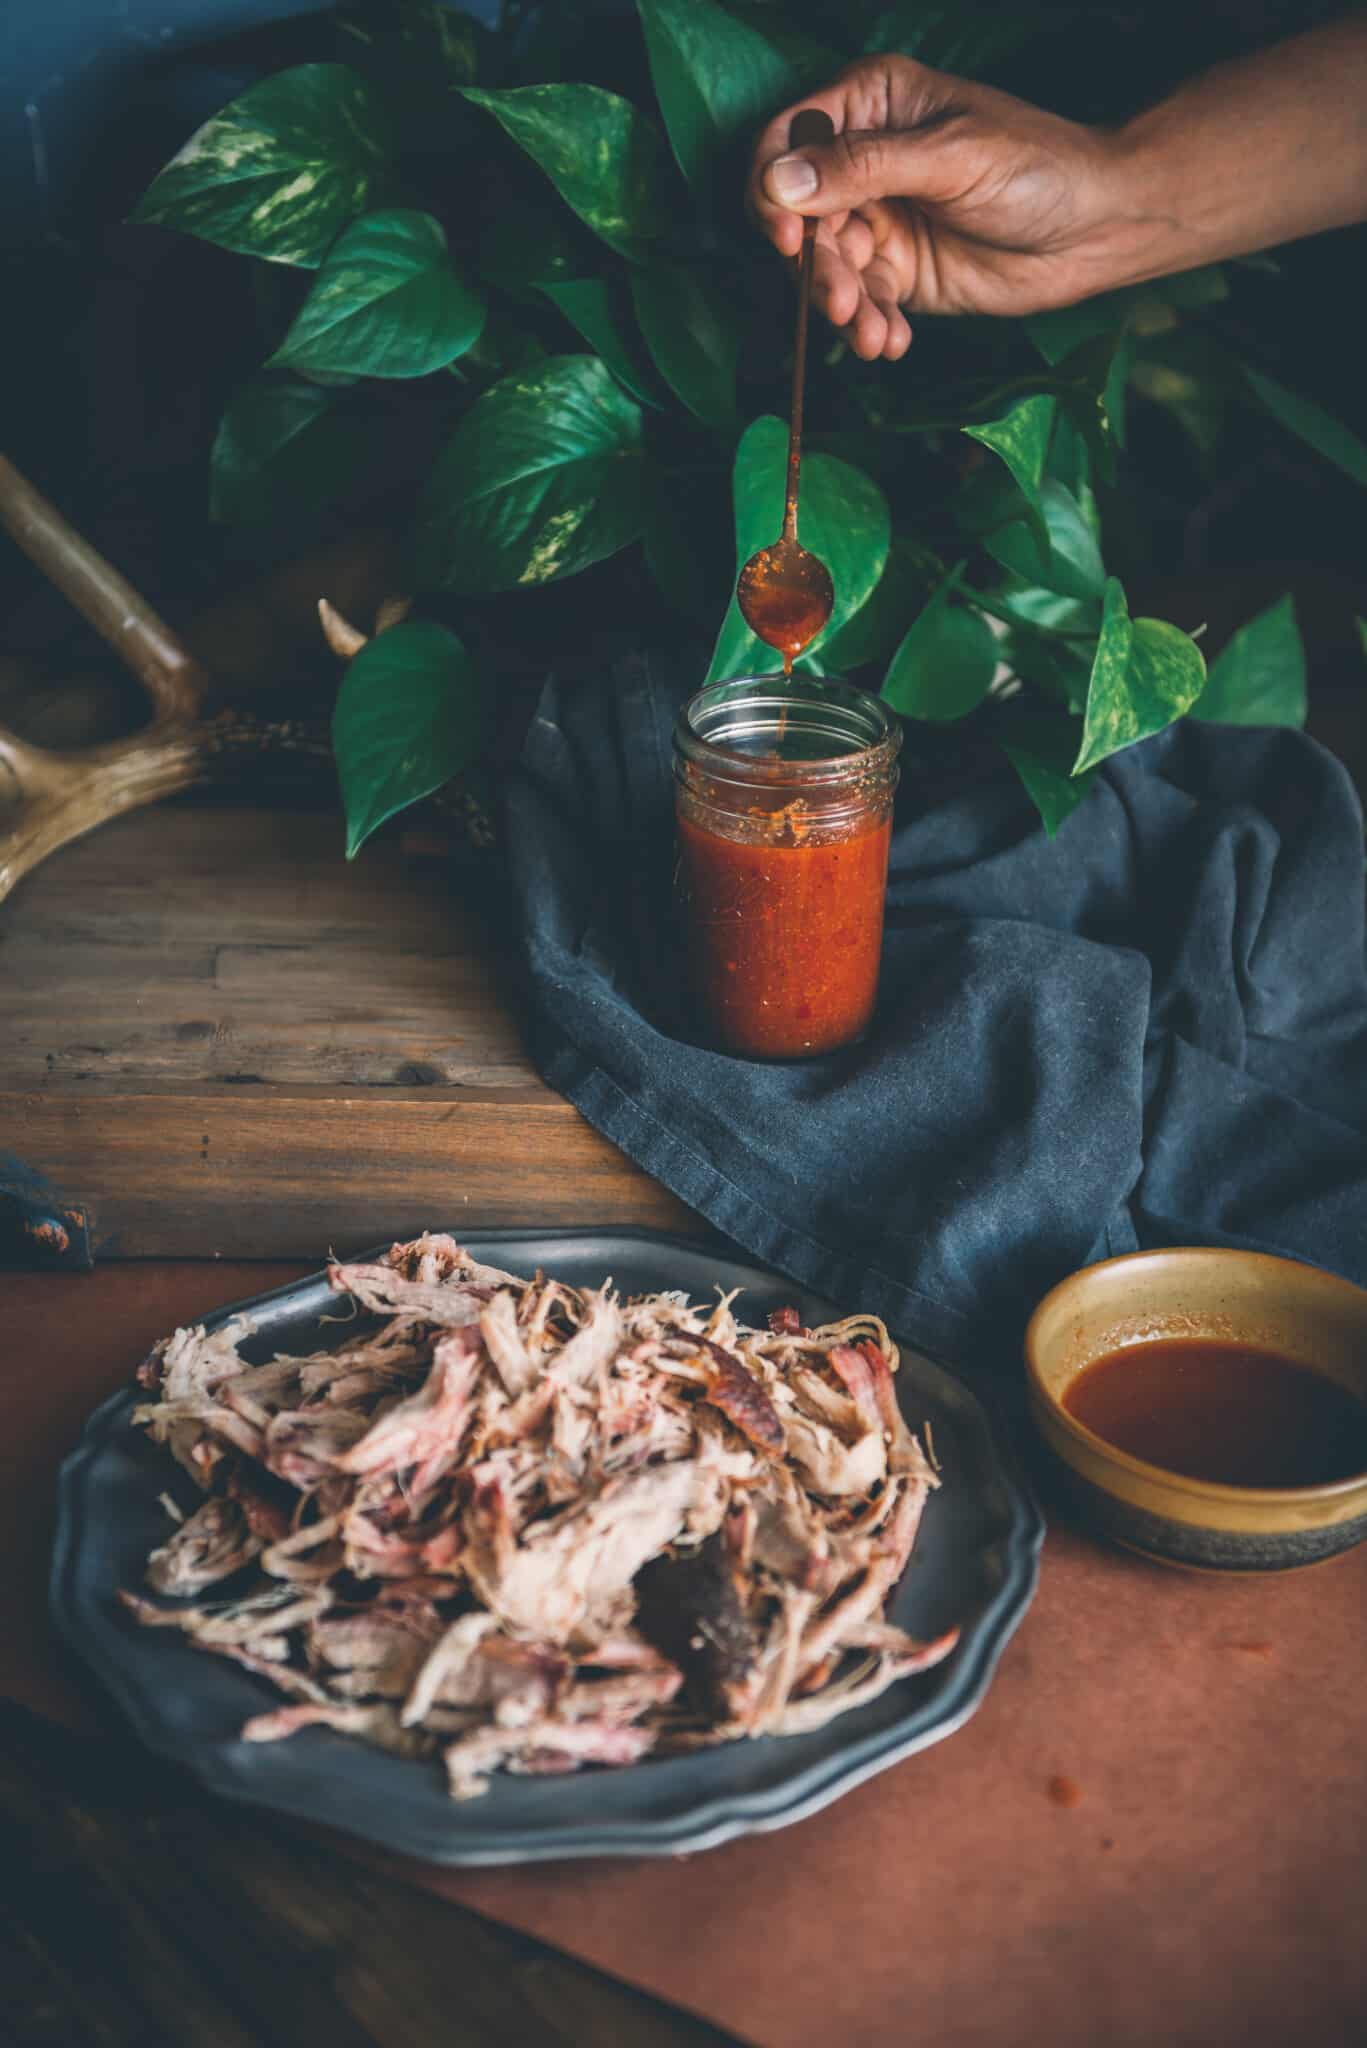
504, 648, 1367, 1368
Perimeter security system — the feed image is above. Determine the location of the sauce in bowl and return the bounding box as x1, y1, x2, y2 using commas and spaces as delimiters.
1064, 1338, 1367, 1489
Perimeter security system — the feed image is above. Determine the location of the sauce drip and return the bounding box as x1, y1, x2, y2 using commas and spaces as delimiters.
1064, 1339, 1367, 1488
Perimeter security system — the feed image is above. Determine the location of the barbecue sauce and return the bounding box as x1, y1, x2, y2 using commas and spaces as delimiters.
1064, 1339, 1367, 1488
676, 806, 892, 1057
737, 545, 834, 676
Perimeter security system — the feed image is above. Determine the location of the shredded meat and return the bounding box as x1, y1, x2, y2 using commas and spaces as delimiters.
123, 1236, 957, 1799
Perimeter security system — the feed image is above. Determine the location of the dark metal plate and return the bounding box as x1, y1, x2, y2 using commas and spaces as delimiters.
52, 1230, 1042, 1864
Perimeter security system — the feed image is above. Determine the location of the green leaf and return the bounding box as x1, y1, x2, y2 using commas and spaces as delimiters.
997, 702, 1097, 837
415, 355, 645, 593
209, 376, 370, 525
130, 64, 392, 268
1074, 580, 1206, 775
1193, 593, 1306, 728
882, 584, 999, 723
637, 0, 796, 190
462, 85, 669, 263
706, 415, 891, 682
1239, 362, 1367, 490
818, 536, 928, 673
986, 479, 1105, 602
963, 395, 1054, 565
267, 210, 485, 379
630, 259, 738, 426
539, 279, 665, 409
333, 619, 483, 857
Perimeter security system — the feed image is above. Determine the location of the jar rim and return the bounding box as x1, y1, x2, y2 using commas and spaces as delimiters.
674, 675, 901, 788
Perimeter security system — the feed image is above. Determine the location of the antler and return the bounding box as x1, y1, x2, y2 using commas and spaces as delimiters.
0, 453, 214, 903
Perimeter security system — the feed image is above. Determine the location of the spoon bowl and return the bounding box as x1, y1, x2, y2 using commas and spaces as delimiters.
737, 537, 834, 665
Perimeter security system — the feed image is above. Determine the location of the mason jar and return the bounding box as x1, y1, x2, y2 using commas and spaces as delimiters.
672, 677, 901, 1059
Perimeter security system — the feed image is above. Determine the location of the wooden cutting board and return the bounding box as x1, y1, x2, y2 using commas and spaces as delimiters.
1, 802, 696, 1259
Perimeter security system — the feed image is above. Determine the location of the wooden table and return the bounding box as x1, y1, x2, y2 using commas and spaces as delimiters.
3, 802, 695, 1259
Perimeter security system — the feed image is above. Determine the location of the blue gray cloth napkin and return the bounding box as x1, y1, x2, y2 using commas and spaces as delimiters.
503, 648, 1367, 1369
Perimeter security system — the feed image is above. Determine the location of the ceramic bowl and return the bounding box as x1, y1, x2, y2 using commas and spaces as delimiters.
1024, 1248, 1367, 1572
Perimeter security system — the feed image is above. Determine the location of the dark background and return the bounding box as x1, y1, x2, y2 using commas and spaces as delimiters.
2, 1, 1364, 706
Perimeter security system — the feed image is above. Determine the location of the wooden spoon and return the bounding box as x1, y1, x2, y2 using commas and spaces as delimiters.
736, 107, 836, 677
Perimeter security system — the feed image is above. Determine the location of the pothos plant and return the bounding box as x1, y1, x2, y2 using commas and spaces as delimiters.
129, 0, 1367, 852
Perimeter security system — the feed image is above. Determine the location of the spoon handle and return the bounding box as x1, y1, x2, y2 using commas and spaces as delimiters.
781, 108, 835, 545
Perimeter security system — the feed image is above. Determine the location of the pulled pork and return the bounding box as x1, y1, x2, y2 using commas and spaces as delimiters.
124, 1236, 957, 1798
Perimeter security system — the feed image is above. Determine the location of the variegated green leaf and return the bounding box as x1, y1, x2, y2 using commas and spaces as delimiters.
131, 64, 392, 268
414, 356, 645, 592
1074, 581, 1205, 775
461, 85, 670, 263
268, 210, 485, 378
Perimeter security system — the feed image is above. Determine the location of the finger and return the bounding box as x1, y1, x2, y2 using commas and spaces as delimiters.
760, 120, 968, 222
834, 216, 876, 274
849, 290, 890, 362
856, 252, 913, 360
747, 88, 851, 257
810, 240, 861, 329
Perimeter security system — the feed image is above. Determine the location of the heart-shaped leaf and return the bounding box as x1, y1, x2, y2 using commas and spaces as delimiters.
209, 376, 372, 525
1193, 593, 1306, 728
881, 583, 999, 722
267, 210, 485, 378
333, 619, 484, 857
963, 394, 1054, 567
706, 415, 891, 683
130, 64, 392, 268
539, 279, 665, 409
637, 0, 796, 189
1074, 580, 1206, 775
630, 259, 739, 426
986, 479, 1105, 602
415, 355, 645, 592
1239, 362, 1367, 491
462, 85, 669, 263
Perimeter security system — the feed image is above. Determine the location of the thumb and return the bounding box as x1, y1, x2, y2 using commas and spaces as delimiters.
761, 127, 955, 216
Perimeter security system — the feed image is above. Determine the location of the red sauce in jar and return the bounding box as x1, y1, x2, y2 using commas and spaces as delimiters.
674, 677, 900, 1060
676, 807, 892, 1058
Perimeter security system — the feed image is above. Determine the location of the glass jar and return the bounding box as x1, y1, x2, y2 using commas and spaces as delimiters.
672, 677, 901, 1059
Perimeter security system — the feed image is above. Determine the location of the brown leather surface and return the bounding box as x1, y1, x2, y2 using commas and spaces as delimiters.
8, 1263, 1366, 2048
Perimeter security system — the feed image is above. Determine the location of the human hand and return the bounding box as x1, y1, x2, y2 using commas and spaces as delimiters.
748, 56, 1124, 359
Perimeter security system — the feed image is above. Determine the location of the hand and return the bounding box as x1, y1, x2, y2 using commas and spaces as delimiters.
748, 56, 1124, 359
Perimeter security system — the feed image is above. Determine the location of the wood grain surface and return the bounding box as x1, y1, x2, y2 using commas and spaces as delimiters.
1, 804, 698, 1258
0, 1703, 735, 2048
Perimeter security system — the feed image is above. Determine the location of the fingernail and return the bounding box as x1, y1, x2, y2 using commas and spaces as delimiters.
767, 154, 818, 203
